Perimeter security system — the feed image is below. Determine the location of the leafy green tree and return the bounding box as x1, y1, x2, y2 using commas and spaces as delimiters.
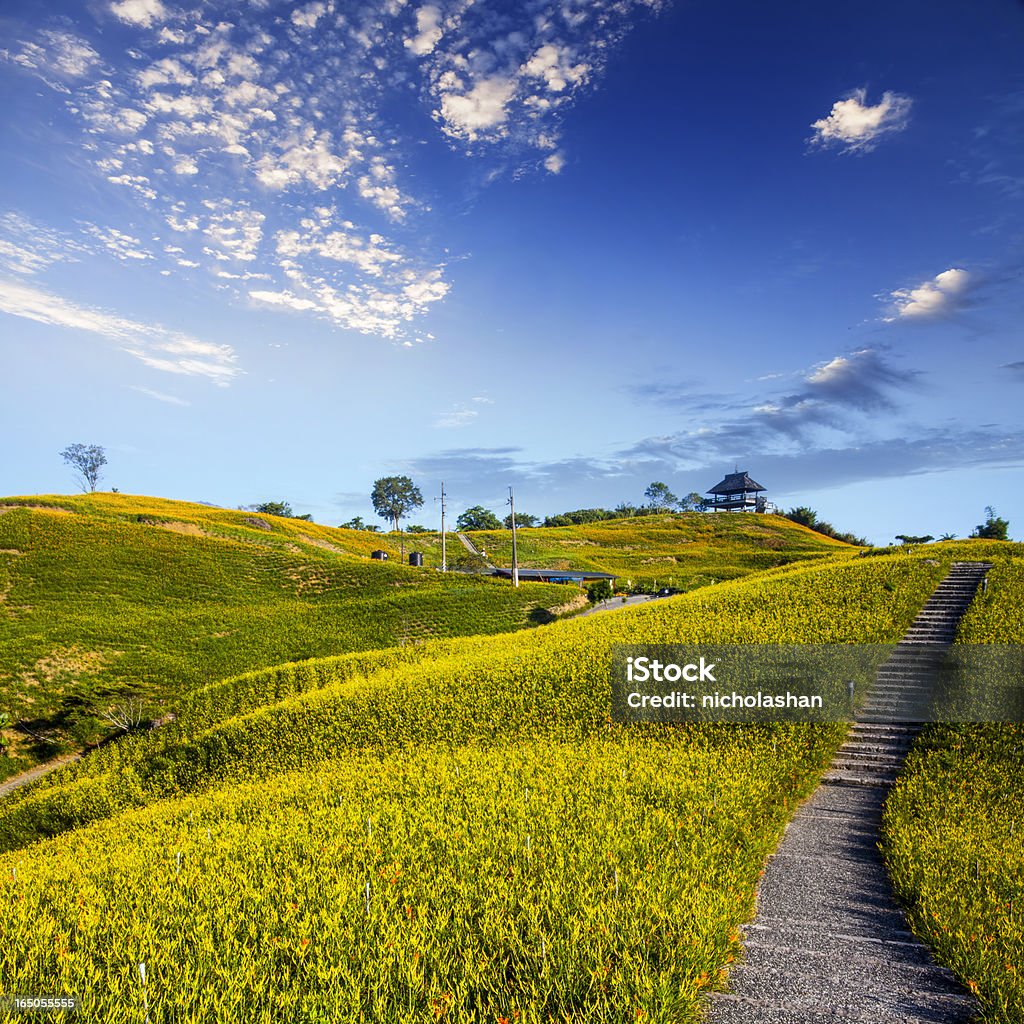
543, 508, 615, 527
456, 506, 502, 531
405, 524, 431, 534
895, 534, 934, 545
339, 516, 366, 530
644, 481, 678, 513
785, 506, 819, 529
503, 512, 538, 529
60, 443, 107, 492
248, 501, 313, 521
371, 476, 424, 532
971, 506, 1009, 540
587, 579, 614, 603
678, 492, 709, 512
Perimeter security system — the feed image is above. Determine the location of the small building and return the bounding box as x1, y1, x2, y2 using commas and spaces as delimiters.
491, 568, 617, 585
370, 549, 389, 560
707, 471, 775, 513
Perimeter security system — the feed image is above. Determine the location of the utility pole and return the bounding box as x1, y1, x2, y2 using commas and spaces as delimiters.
437, 481, 447, 572
508, 486, 519, 588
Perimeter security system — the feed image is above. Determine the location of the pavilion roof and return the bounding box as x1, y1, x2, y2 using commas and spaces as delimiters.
707, 471, 766, 495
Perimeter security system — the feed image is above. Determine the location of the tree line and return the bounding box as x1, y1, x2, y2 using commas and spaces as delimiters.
54, 446, 1012, 543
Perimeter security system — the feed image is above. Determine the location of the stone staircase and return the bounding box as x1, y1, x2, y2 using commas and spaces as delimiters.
707, 560, 993, 1024
821, 561, 992, 788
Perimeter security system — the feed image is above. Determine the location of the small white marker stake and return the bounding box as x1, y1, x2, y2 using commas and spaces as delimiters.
139, 962, 150, 1023
175, 851, 181, 876
365, 882, 371, 915
614, 868, 619, 898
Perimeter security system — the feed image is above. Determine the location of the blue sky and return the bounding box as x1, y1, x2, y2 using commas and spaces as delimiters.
1, 0, 1021, 544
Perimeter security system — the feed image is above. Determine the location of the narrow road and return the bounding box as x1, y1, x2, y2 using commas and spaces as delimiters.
0, 753, 81, 800
707, 562, 991, 1023
579, 594, 653, 616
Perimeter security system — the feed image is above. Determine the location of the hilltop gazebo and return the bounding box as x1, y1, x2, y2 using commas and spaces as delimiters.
707, 471, 770, 512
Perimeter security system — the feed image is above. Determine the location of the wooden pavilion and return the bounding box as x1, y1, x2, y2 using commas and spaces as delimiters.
707, 471, 770, 512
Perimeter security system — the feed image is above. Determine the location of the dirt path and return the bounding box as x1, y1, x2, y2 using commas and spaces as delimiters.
0, 753, 82, 800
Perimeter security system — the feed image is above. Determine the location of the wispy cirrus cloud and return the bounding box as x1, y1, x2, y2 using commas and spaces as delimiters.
809, 88, 912, 154
129, 384, 189, 405
434, 395, 494, 429
0, 278, 239, 384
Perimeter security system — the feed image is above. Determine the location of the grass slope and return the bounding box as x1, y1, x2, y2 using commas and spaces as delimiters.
0, 494, 573, 777
450, 512, 853, 589
0, 549, 970, 1022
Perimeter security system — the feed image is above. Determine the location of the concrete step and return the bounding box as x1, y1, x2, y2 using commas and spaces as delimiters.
821, 772, 899, 787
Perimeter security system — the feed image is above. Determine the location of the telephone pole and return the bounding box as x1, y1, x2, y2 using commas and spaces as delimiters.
508, 486, 519, 588
438, 481, 447, 572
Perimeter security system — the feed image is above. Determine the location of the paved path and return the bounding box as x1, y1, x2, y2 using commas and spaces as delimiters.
455, 532, 495, 568
579, 594, 655, 616
708, 562, 992, 1023
0, 753, 81, 800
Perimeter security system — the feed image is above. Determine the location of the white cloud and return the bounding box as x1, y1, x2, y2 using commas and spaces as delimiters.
440, 76, 517, 140
254, 130, 357, 191
0, 30, 100, 83
434, 407, 479, 428
0, 279, 239, 384
0, 213, 89, 275
291, 2, 328, 29
434, 397, 491, 428
523, 44, 589, 94
84, 225, 154, 261
248, 289, 319, 312
810, 88, 912, 153
276, 225, 404, 277
885, 268, 971, 320
129, 385, 190, 405
110, 0, 168, 28
544, 152, 565, 174
405, 5, 444, 56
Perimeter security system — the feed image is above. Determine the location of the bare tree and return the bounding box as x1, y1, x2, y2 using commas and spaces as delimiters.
96, 698, 146, 733
60, 443, 107, 492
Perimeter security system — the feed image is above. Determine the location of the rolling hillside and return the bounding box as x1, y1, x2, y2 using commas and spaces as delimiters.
0, 528, 1019, 1021
0, 495, 856, 779
441, 512, 854, 588
0, 493, 573, 778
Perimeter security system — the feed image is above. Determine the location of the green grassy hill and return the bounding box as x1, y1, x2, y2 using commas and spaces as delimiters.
446, 512, 854, 589
0, 495, 854, 778
2, 544, 1015, 1022
0, 532, 1019, 1021
0, 493, 574, 777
